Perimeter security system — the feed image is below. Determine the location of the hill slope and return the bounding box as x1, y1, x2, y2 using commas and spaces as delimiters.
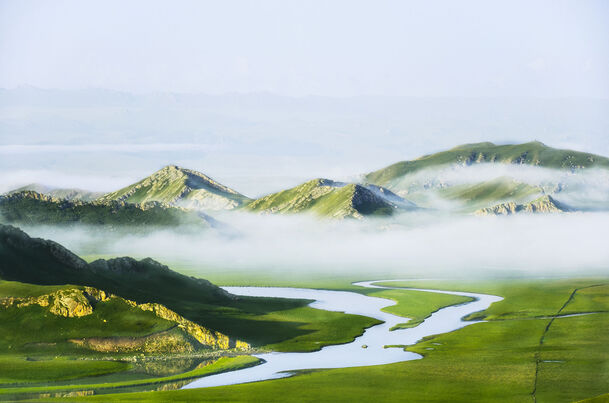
366, 141, 609, 187
0, 191, 211, 228
475, 195, 572, 215
99, 165, 250, 210
247, 178, 413, 219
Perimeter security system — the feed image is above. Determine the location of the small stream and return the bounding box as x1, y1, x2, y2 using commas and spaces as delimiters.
183, 280, 503, 389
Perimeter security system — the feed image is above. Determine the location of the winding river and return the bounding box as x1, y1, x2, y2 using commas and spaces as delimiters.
183, 280, 503, 389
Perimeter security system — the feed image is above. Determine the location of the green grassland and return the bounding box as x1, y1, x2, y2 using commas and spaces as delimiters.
53, 277, 609, 402
370, 288, 473, 329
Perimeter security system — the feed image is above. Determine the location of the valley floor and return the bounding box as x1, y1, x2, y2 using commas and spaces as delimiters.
2, 276, 606, 402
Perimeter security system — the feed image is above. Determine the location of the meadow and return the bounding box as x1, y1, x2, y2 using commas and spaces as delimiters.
3, 276, 605, 402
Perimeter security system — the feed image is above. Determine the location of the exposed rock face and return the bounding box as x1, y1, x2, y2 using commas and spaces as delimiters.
49, 289, 94, 317
476, 195, 572, 216
0, 288, 93, 317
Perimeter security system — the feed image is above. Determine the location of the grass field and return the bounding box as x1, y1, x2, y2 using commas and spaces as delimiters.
44, 277, 608, 402
0, 356, 259, 400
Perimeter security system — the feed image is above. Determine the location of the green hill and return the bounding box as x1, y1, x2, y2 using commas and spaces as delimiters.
0, 190, 210, 228
475, 195, 572, 216
366, 141, 609, 187
98, 165, 251, 210
247, 178, 413, 219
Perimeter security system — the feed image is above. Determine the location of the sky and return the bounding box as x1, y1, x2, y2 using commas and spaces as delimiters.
0, 1, 608, 196
1, 0, 608, 97
1, 2, 608, 276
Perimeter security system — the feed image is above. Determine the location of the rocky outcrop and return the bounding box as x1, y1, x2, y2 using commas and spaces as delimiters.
476, 195, 572, 216
0, 285, 249, 350
0, 288, 93, 317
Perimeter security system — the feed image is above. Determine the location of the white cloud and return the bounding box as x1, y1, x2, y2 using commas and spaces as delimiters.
0, 144, 219, 154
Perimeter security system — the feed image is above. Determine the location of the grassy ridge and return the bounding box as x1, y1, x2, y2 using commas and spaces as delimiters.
365, 141, 609, 187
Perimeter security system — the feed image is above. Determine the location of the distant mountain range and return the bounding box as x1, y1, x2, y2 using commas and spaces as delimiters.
9, 183, 103, 201
4, 141, 608, 221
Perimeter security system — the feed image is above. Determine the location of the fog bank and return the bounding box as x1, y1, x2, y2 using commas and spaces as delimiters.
20, 211, 609, 279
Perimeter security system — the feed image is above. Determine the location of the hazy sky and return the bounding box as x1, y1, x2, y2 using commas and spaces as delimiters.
1, 0, 608, 97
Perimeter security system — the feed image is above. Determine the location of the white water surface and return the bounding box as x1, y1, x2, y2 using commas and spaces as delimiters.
183, 280, 502, 389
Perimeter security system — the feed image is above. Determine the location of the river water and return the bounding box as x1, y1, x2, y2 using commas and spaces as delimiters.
183, 280, 502, 389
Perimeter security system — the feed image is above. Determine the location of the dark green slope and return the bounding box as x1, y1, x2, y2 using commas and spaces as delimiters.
0, 224, 314, 345
0, 190, 210, 228
0, 224, 230, 305
366, 141, 609, 187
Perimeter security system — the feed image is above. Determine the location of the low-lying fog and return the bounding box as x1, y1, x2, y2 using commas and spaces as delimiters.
21, 210, 609, 279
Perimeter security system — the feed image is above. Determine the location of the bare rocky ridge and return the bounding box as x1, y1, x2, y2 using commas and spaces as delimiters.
475, 195, 572, 216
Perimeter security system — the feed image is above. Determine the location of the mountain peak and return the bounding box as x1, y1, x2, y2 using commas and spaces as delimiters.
247, 178, 413, 219
99, 166, 250, 211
